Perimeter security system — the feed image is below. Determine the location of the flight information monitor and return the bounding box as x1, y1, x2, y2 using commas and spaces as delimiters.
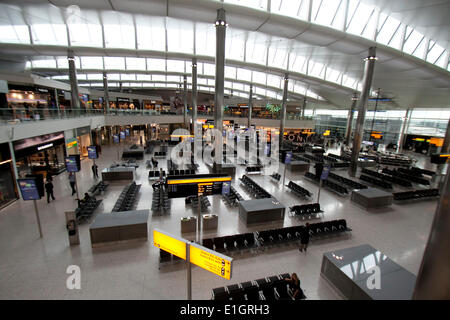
166, 174, 232, 198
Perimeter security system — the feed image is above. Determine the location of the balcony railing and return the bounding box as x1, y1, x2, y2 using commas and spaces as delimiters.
0, 107, 314, 124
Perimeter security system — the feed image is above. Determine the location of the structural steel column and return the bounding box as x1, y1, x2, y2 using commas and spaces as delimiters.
413, 161, 450, 299
345, 93, 358, 146
102, 72, 110, 114
192, 58, 198, 137
441, 118, 450, 154
68, 50, 80, 114
214, 8, 227, 165
183, 74, 188, 129
279, 74, 289, 147
349, 47, 377, 177
54, 88, 61, 118
397, 108, 412, 153
301, 97, 306, 118
248, 84, 253, 129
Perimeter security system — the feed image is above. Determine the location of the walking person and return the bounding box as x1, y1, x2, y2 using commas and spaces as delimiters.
92, 163, 99, 179
299, 223, 310, 252
45, 178, 55, 203
68, 172, 76, 196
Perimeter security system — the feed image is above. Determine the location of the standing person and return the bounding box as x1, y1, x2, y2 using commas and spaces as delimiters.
299, 223, 310, 252
45, 178, 55, 203
92, 163, 99, 178
284, 273, 303, 300
68, 172, 76, 195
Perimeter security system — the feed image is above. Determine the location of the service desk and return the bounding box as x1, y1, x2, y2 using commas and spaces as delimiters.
181, 216, 197, 233
351, 187, 393, 209
286, 161, 310, 173
321, 244, 416, 300
202, 214, 218, 230
89, 210, 149, 247
101, 167, 135, 181
239, 198, 285, 225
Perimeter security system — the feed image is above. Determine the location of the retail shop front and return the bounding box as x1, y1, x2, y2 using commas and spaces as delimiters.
13, 132, 66, 180
0, 143, 19, 210
66, 126, 92, 158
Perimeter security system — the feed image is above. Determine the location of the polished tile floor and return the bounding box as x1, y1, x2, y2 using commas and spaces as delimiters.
0, 134, 442, 299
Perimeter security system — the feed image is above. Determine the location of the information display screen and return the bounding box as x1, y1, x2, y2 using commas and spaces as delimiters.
120, 131, 126, 140
87, 145, 97, 159
113, 134, 119, 143
285, 151, 293, 164
166, 174, 232, 199
17, 178, 40, 200
125, 129, 130, 137
221, 181, 231, 195
65, 155, 80, 172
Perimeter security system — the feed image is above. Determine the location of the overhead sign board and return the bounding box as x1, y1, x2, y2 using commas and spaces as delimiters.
153, 229, 187, 260
87, 145, 98, 159
189, 242, 233, 280
65, 155, 80, 172
166, 174, 232, 198
321, 165, 331, 180
153, 228, 233, 280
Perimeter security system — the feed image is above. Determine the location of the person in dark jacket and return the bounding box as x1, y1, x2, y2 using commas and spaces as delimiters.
45, 179, 55, 203
285, 273, 303, 300
299, 223, 310, 252
92, 163, 99, 178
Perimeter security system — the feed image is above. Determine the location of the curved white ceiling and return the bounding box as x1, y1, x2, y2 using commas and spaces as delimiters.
0, 0, 449, 109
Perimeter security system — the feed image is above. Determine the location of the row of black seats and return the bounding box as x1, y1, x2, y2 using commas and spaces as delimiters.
290, 203, 321, 217
75, 196, 102, 223
328, 172, 367, 190
410, 167, 435, 177
382, 168, 430, 185
148, 170, 166, 178
168, 169, 196, 176
112, 181, 141, 212
245, 166, 263, 173
270, 172, 281, 181
186, 195, 211, 211
154, 151, 166, 157
240, 175, 272, 199
359, 174, 393, 189
303, 154, 324, 163
203, 232, 256, 252
327, 153, 349, 161
212, 273, 304, 301
398, 167, 423, 177
222, 187, 244, 206
380, 159, 412, 166
256, 219, 350, 246
287, 181, 312, 197
330, 162, 350, 168
323, 155, 338, 162
323, 178, 349, 195
361, 168, 412, 187
393, 188, 439, 201
292, 155, 311, 163
88, 181, 109, 195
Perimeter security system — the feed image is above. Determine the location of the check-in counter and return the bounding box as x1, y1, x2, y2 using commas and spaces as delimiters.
239, 198, 285, 226
202, 214, 218, 230
181, 216, 197, 233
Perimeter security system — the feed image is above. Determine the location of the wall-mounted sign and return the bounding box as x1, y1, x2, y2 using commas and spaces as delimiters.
37, 143, 53, 151
66, 138, 78, 149
113, 134, 119, 143
18, 178, 40, 200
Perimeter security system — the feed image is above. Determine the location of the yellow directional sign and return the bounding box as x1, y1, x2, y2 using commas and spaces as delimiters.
189, 243, 233, 280
153, 229, 187, 260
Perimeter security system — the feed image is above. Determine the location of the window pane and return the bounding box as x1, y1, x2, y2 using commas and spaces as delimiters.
68, 9, 102, 47
246, 32, 269, 65
224, 0, 267, 11
252, 71, 266, 84
126, 57, 146, 70
135, 15, 165, 51
236, 68, 252, 81
167, 18, 193, 54
226, 28, 246, 61
347, 1, 376, 36
104, 57, 125, 70
102, 11, 135, 49
225, 66, 237, 79
312, 0, 345, 30
167, 60, 185, 72
81, 57, 103, 69
147, 58, 166, 71
196, 22, 215, 57
271, 0, 309, 20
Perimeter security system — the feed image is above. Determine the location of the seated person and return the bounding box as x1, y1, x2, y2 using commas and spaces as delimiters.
285, 273, 303, 300
78, 192, 92, 207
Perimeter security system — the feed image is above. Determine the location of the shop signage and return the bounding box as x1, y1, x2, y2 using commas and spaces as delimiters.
120, 131, 126, 139
66, 138, 78, 149
76, 126, 90, 136
113, 135, 119, 143
37, 143, 53, 151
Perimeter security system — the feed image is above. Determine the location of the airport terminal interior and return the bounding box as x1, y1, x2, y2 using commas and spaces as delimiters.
0, 0, 449, 300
